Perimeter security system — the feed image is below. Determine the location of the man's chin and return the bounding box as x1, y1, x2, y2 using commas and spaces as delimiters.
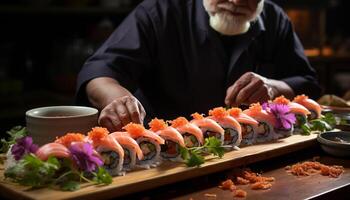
209, 15, 251, 36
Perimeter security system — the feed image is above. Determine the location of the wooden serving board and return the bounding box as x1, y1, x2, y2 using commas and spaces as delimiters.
0, 134, 318, 200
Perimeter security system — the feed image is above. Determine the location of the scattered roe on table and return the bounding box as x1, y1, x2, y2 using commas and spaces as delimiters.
218, 169, 275, 198
285, 161, 344, 178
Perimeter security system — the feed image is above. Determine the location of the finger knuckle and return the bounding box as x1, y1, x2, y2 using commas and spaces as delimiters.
256, 78, 264, 85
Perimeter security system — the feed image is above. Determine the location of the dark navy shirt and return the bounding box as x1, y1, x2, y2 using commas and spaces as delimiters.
76, 0, 321, 120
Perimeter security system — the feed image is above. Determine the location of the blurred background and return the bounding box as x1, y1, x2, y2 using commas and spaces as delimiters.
1, 0, 350, 133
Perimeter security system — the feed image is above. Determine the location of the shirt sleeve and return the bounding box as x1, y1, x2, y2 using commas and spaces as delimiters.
75, 5, 157, 105
272, 7, 322, 99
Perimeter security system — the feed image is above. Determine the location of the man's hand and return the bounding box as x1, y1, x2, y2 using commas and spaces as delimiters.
225, 72, 294, 107
98, 96, 146, 131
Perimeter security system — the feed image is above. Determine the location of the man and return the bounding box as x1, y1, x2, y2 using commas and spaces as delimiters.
76, 0, 321, 131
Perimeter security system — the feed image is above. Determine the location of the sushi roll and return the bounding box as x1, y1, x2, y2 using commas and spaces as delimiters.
36, 142, 71, 161
243, 103, 278, 143
110, 132, 144, 171
273, 96, 310, 132
54, 133, 86, 147
207, 107, 242, 149
293, 94, 322, 120
262, 102, 295, 138
190, 113, 225, 144
88, 127, 125, 176
228, 107, 258, 145
149, 118, 186, 161
170, 117, 204, 148
123, 123, 165, 169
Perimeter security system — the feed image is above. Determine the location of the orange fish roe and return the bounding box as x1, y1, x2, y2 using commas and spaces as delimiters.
286, 161, 344, 178
234, 189, 247, 198
251, 182, 272, 190
149, 118, 168, 132
240, 170, 275, 190
236, 177, 250, 185
191, 112, 205, 120
123, 123, 146, 135
220, 169, 275, 197
219, 179, 236, 191
273, 95, 290, 105
227, 108, 242, 118
88, 127, 109, 145
293, 94, 309, 103
209, 107, 228, 119
248, 103, 262, 113
244, 171, 271, 182
55, 133, 85, 147
170, 117, 189, 128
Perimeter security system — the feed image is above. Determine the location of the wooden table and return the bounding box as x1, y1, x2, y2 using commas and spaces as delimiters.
119, 146, 350, 200
1, 135, 348, 200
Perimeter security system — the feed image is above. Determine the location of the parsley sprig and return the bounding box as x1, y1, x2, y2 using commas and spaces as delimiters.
180, 137, 225, 167
300, 113, 337, 135
4, 154, 112, 191
0, 126, 28, 153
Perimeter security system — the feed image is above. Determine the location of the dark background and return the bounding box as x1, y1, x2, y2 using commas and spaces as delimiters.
1, 0, 350, 134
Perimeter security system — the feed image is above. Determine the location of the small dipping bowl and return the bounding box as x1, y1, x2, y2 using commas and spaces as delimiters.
26, 106, 98, 145
317, 131, 350, 157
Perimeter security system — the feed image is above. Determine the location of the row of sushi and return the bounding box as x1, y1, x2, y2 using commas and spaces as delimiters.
33, 95, 322, 176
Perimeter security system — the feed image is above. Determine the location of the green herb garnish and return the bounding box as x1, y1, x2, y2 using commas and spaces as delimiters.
300, 113, 336, 135
4, 154, 112, 191
0, 126, 28, 153
4, 154, 60, 188
180, 137, 225, 167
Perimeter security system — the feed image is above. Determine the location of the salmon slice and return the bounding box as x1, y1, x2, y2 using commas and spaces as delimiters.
191, 113, 224, 134
243, 103, 278, 127
273, 95, 311, 115
288, 102, 311, 115
208, 108, 242, 134
88, 127, 124, 158
36, 143, 71, 161
123, 123, 165, 145
293, 95, 321, 118
149, 118, 186, 147
170, 117, 204, 145
110, 132, 144, 160
228, 107, 259, 126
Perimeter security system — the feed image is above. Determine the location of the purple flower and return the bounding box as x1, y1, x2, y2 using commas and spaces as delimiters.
262, 102, 270, 111
69, 142, 103, 172
268, 103, 296, 130
11, 136, 39, 161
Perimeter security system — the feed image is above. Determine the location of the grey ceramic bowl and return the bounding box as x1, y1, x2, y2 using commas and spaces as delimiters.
26, 106, 98, 145
317, 131, 350, 157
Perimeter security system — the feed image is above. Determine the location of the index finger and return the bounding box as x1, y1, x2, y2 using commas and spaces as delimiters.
225, 75, 251, 106
125, 98, 142, 124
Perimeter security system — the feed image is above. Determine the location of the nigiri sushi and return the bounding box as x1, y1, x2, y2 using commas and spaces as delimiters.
274, 95, 310, 131
170, 117, 204, 148
207, 108, 242, 149
228, 108, 258, 145
293, 94, 322, 120
191, 113, 225, 145
123, 123, 165, 169
149, 118, 186, 161
110, 132, 144, 171
243, 103, 278, 143
88, 127, 125, 176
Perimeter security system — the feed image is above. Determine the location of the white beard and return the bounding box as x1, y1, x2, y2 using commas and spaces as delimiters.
205, 1, 264, 36
209, 12, 251, 35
